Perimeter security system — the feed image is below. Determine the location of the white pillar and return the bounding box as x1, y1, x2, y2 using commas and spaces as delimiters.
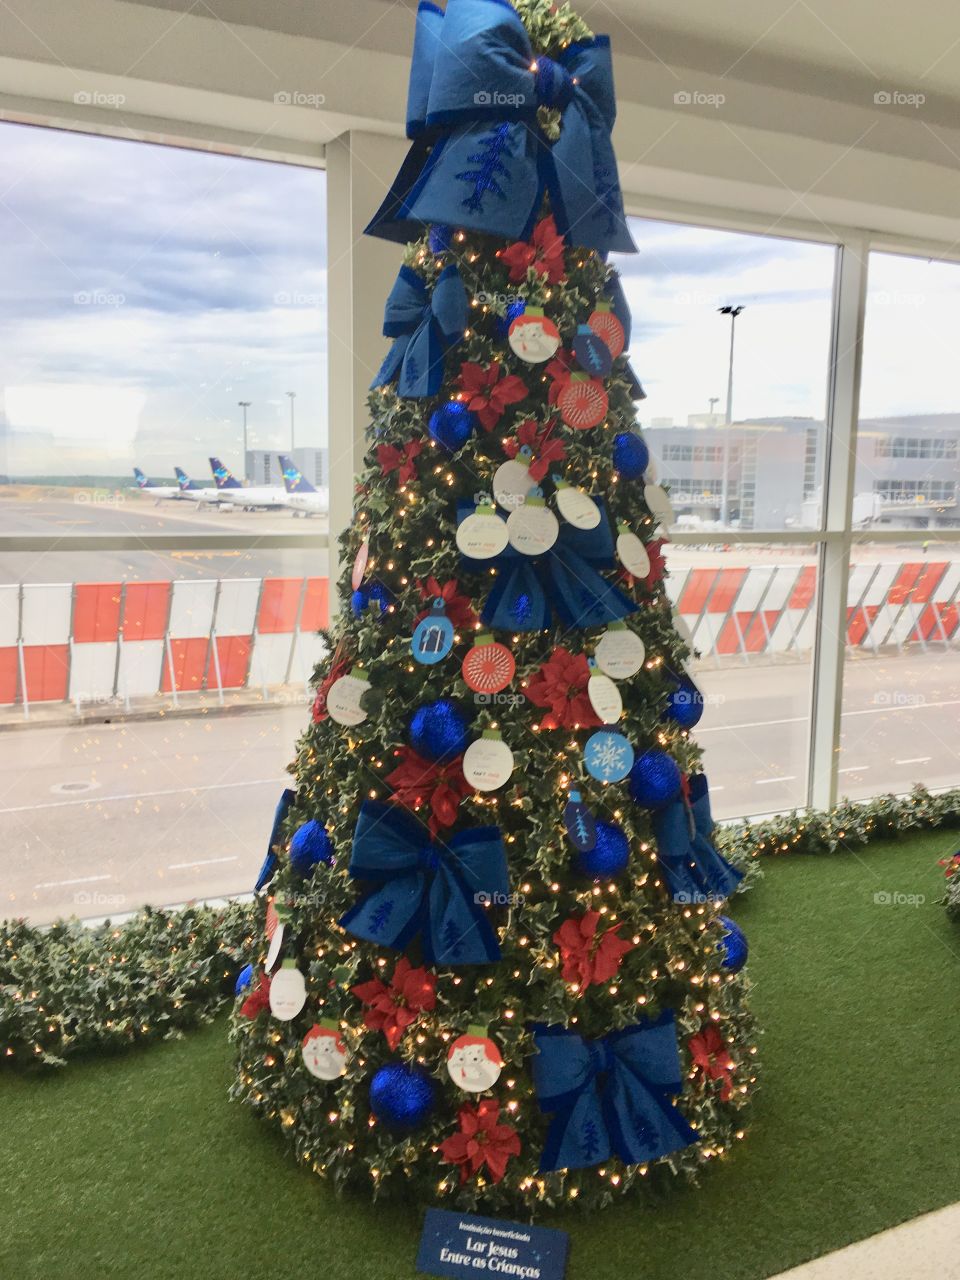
325, 130, 408, 612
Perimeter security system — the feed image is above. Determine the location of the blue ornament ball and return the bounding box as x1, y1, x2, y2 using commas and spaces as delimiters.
717, 916, 748, 973
408, 698, 471, 762
664, 676, 705, 730
428, 223, 453, 254
369, 1063, 437, 1130
575, 819, 630, 879
234, 963, 253, 996
630, 749, 682, 809
429, 401, 475, 451
350, 580, 392, 619
289, 819, 334, 877
495, 298, 526, 339
612, 431, 650, 480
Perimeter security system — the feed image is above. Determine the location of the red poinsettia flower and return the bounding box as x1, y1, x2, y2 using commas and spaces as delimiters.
499, 215, 566, 285
386, 746, 473, 834
352, 957, 437, 1051
312, 656, 350, 722
545, 348, 574, 406
689, 1024, 736, 1102
939, 852, 960, 879
240, 972, 271, 1020
554, 910, 636, 991
502, 417, 566, 484
416, 577, 478, 632
458, 362, 528, 431
524, 647, 602, 730
440, 1099, 522, 1185
377, 439, 422, 485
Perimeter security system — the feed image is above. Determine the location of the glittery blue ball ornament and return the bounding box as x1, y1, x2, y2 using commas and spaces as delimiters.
495, 298, 526, 339
408, 698, 471, 762
717, 915, 748, 973
612, 431, 650, 480
575, 819, 630, 879
369, 1062, 437, 1130
630, 749, 682, 809
429, 401, 475, 451
664, 676, 705, 730
234, 963, 253, 996
350, 580, 392, 619
428, 223, 453, 254
289, 819, 334, 877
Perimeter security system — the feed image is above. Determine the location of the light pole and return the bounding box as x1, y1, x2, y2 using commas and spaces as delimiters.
286, 391, 296, 452
717, 306, 745, 525
238, 401, 251, 480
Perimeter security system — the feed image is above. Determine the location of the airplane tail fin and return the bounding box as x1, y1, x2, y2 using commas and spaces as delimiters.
278, 454, 317, 494
209, 456, 242, 489
133, 467, 148, 488
174, 466, 194, 490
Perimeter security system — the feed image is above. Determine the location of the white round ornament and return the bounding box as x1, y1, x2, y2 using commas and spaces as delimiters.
326, 667, 370, 727
644, 482, 675, 528
269, 959, 307, 1021
587, 664, 623, 724
446, 1027, 504, 1092
616, 523, 650, 578
302, 1022, 349, 1081
456, 501, 509, 560
554, 479, 600, 530
351, 539, 369, 591
461, 730, 514, 792
507, 306, 561, 363
672, 610, 694, 646
265, 918, 285, 972
644, 454, 658, 483
506, 493, 559, 556
493, 449, 532, 511
595, 623, 646, 680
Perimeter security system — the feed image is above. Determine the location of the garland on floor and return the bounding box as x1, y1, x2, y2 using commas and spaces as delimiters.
0, 903, 254, 1067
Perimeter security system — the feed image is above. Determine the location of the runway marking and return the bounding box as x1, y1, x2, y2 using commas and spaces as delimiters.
167, 856, 239, 870
839, 765, 869, 773
0, 776, 288, 816
698, 697, 960, 735
895, 756, 931, 764
34, 874, 112, 889
755, 775, 797, 785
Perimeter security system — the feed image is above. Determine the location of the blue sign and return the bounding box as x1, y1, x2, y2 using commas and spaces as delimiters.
416, 1207, 569, 1280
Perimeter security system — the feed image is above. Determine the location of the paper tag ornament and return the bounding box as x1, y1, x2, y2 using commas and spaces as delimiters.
553, 478, 601, 530
584, 730, 634, 783
587, 301, 625, 360
644, 482, 675, 528
506, 491, 559, 555
573, 324, 613, 378
644, 453, 659, 483
564, 789, 597, 852
587, 661, 623, 724
265, 918, 285, 972
456, 500, 509, 560
672, 610, 694, 646
462, 633, 515, 694
446, 1026, 504, 1092
507, 306, 561, 363
302, 1021, 349, 1081
351, 538, 369, 591
412, 599, 455, 666
326, 667, 370, 726
616, 523, 651, 578
558, 373, 608, 430
462, 730, 514, 792
595, 622, 646, 679
493, 448, 532, 511
269, 959, 307, 1021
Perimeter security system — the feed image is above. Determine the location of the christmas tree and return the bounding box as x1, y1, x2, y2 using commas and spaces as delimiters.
231, 0, 758, 1214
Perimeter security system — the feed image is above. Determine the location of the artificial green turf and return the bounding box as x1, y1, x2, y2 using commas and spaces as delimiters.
2, 833, 959, 1280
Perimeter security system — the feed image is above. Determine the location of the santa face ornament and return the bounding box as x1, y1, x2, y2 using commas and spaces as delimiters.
507, 307, 561, 364
302, 1023, 349, 1081
446, 1032, 504, 1093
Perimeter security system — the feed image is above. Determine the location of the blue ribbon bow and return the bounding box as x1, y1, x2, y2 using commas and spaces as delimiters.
458, 497, 638, 632
531, 1015, 700, 1172
339, 800, 509, 966
371, 263, 468, 398
365, 0, 636, 255
652, 773, 743, 903
254, 787, 295, 892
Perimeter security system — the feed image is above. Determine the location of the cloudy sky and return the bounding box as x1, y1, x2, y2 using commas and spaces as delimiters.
0, 118, 958, 479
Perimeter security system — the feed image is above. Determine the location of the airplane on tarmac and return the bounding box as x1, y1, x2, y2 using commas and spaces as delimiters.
207, 457, 288, 510
278, 454, 329, 516
172, 465, 231, 507
133, 466, 200, 502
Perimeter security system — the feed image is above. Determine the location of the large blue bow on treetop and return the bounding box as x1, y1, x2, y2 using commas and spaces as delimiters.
339, 800, 509, 966
652, 773, 743, 904
530, 1015, 700, 1172
365, 0, 636, 255
254, 786, 295, 892
371, 263, 468, 399
458, 497, 638, 632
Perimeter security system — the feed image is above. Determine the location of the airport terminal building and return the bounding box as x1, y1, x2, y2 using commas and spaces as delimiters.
645, 413, 960, 530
